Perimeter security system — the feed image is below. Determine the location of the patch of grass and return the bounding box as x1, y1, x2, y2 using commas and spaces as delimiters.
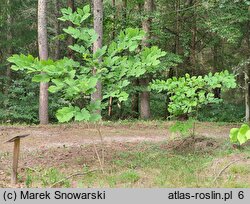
24, 167, 70, 188
230, 165, 250, 175
222, 181, 250, 188
2, 137, 249, 188
119, 170, 140, 183
110, 142, 215, 187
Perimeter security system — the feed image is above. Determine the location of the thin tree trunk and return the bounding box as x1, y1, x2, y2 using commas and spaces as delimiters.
5, 0, 12, 95
111, 0, 116, 39
91, 0, 103, 114
139, 78, 150, 119
131, 79, 139, 118
213, 41, 221, 98
175, 0, 180, 57
122, 0, 127, 29
140, 0, 153, 119
245, 68, 250, 123
245, 15, 250, 123
38, 0, 49, 125
54, 0, 60, 60
108, 0, 116, 117
67, 0, 75, 58
190, 0, 196, 72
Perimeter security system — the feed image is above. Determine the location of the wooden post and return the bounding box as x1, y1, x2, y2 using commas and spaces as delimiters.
5, 134, 29, 185
12, 138, 20, 184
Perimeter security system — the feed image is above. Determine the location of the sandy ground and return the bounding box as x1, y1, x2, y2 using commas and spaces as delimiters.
0, 122, 234, 153
0, 122, 249, 188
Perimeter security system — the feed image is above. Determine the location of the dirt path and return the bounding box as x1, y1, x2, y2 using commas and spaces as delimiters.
0, 122, 233, 153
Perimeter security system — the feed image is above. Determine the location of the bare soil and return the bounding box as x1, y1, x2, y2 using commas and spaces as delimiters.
0, 122, 247, 188
0, 122, 233, 152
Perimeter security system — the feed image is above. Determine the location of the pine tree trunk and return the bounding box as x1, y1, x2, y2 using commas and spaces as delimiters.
245, 69, 250, 123
190, 0, 196, 71
140, 78, 151, 119
67, 0, 75, 58
108, 0, 116, 117
54, 0, 60, 60
213, 42, 221, 98
140, 0, 153, 119
131, 79, 139, 118
91, 0, 103, 114
5, 0, 12, 95
245, 16, 250, 123
122, 0, 127, 28
38, 0, 49, 124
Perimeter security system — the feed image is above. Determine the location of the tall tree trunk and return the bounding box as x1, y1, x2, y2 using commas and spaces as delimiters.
213, 41, 221, 98
5, 0, 12, 95
38, 0, 49, 125
122, 0, 127, 29
67, 0, 75, 58
131, 79, 139, 118
91, 0, 103, 114
139, 0, 153, 119
54, 0, 60, 60
245, 67, 250, 123
175, 0, 180, 57
245, 16, 250, 123
108, 0, 116, 117
190, 0, 196, 71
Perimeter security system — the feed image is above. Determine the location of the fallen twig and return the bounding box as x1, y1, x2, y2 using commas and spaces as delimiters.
213, 159, 244, 183
50, 169, 98, 188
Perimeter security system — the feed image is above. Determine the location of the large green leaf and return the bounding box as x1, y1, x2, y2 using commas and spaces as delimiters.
32, 74, 50, 82
75, 108, 91, 121
246, 130, 250, 140
229, 128, 239, 143
56, 107, 75, 123
237, 124, 249, 145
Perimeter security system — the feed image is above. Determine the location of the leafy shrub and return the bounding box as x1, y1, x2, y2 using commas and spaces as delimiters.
169, 119, 194, 137
0, 73, 67, 124
0, 74, 39, 124
150, 71, 237, 118
8, 5, 167, 123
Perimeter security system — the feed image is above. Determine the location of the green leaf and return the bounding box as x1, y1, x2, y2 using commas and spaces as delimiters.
237, 124, 249, 145
83, 5, 90, 14
229, 128, 239, 143
32, 74, 50, 82
48, 85, 61, 93
75, 108, 91, 121
56, 107, 75, 123
93, 46, 107, 59
87, 101, 101, 112
245, 130, 250, 140
89, 114, 102, 122
69, 44, 86, 54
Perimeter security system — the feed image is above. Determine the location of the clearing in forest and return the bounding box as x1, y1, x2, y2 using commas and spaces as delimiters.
0, 122, 249, 188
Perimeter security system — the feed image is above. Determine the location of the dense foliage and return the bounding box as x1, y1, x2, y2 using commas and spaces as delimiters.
0, 0, 250, 123
150, 71, 236, 117
8, 5, 167, 123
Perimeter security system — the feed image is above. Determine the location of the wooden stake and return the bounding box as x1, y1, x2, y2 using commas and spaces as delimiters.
5, 134, 29, 185
12, 138, 20, 185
